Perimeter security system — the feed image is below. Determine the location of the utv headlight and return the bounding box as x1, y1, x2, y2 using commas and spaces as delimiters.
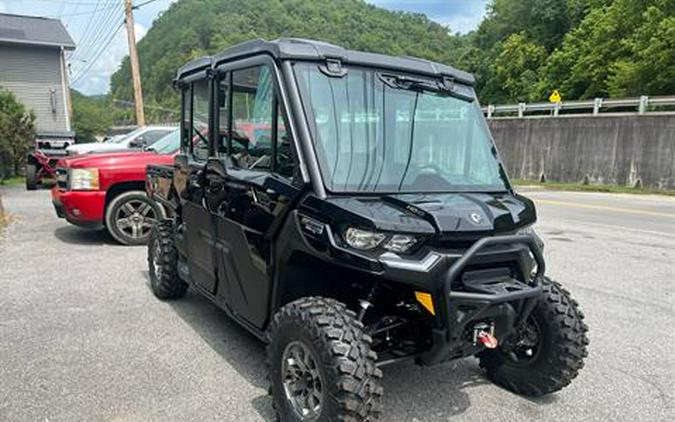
383, 234, 418, 253
69, 168, 100, 190
343, 227, 420, 253
343, 227, 386, 250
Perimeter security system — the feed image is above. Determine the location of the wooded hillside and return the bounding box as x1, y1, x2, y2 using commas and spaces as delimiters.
109, 0, 674, 110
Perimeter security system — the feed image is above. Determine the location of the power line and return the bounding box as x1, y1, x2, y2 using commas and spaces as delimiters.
70, 16, 124, 82
75, 1, 121, 56
133, 0, 161, 9
66, 0, 170, 91
69, 0, 122, 65
57, 3, 119, 17
73, 0, 115, 49
5, 0, 113, 5
113, 99, 178, 114
70, 0, 104, 62
70, 19, 124, 85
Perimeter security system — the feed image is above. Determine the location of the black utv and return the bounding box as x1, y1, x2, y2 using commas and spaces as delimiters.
146, 38, 588, 422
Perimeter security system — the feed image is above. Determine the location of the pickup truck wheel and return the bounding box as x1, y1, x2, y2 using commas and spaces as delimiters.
148, 220, 187, 300
478, 277, 589, 396
267, 297, 383, 422
105, 190, 161, 245
25, 164, 38, 190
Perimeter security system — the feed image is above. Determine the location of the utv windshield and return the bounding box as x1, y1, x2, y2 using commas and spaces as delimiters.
293, 63, 509, 193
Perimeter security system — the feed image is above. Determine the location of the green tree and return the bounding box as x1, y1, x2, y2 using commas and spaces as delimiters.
110, 0, 470, 109
108, 0, 675, 107
0, 89, 35, 177
71, 90, 112, 143
489, 33, 548, 102
540, 0, 673, 99
476, 0, 571, 52
607, 5, 675, 96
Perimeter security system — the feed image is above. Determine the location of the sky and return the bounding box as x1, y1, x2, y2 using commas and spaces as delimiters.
0, 0, 489, 95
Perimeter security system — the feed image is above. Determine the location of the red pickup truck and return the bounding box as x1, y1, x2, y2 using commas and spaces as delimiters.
51, 130, 179, 245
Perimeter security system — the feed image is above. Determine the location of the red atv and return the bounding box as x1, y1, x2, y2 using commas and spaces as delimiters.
25, 131, 75, 190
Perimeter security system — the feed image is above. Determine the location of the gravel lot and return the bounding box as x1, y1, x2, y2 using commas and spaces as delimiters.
1, 186, 673, 422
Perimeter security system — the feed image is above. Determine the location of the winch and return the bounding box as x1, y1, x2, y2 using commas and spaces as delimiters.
472, 322, 498, 349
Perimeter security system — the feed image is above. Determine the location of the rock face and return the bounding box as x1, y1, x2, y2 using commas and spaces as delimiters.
489, 115, 675, 189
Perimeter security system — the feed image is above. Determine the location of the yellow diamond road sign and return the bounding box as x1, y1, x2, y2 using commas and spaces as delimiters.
549, 90, 562, 103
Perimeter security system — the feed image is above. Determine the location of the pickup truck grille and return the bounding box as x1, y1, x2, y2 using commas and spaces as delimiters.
56, 168, 68, 189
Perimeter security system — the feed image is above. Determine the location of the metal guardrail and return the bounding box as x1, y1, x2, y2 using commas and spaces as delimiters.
483, 95, 675, 118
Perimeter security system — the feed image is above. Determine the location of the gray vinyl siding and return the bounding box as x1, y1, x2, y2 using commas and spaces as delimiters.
0, 44, 69, 132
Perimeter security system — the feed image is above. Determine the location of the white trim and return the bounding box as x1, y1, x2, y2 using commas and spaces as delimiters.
379, 252, 442, 272
59, 47, 71, 131
0, 38, 75, 49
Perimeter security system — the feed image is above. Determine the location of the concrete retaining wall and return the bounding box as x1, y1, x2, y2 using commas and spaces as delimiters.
489, 115, 675, 189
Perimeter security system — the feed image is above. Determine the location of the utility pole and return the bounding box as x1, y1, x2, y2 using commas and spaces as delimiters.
124, 0, 145, 126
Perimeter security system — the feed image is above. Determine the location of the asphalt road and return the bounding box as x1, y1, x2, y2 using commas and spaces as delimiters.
1, 186, 673, 422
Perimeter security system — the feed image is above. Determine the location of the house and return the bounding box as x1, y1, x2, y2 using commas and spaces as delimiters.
0, 13, 75, 139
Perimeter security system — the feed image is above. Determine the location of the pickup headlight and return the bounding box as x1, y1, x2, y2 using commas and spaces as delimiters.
69, 168, 99, 190
342, 227, 419, 253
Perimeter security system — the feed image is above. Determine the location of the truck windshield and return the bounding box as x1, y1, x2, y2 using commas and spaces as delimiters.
146, 130, 180, 154
293, 63, 509, 193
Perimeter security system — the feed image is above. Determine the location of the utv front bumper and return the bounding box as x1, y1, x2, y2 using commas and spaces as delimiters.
415, 235, 545, 365
293, 214, 546, 365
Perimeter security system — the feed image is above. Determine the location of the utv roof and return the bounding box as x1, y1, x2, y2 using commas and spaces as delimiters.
175, 55, 212, 81
176, 38, 475, 85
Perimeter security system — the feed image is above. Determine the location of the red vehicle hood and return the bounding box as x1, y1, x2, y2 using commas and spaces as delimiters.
59, 151, 174, 169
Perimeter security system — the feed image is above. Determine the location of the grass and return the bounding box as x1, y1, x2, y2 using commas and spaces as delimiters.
511, 179, 675, 197
0, 176, 25, 186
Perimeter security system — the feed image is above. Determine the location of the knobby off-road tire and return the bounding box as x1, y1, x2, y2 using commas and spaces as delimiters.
479, 277, 589, 396
25, 164, 38, 190
267, 297, 383, 422
148, 219, 187, 300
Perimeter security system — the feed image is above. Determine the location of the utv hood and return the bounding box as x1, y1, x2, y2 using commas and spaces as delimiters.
321, 192, 536, 235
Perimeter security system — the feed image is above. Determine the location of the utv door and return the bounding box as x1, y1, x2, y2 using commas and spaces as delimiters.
204, 62, 302, 328
176, 78, 219, 294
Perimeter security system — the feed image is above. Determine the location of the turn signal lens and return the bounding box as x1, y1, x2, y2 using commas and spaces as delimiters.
343, 227, 386, 250
414, 291, 435, 316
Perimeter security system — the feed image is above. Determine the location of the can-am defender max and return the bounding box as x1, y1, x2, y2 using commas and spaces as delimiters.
146, 39, 588, 421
